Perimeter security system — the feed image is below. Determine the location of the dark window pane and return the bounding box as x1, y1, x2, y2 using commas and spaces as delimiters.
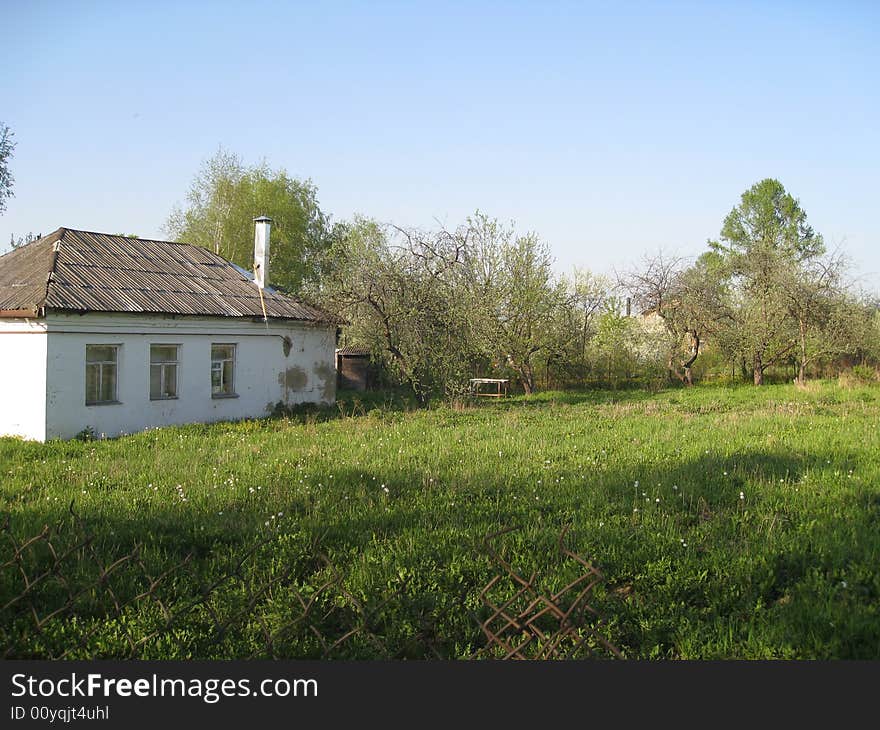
211, 344, 235, 362
86, 363, 100, 404
150, 364, 162, 398
164, 364, 177, 397
211, 362, 222, 393
101, 365, 117, 402
151, 345, 178, 364
87, 346, 116, 363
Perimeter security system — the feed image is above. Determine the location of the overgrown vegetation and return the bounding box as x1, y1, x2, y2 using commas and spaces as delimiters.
163, 152, 879, 403
2, 382, 879, 658
313, 179, 879, 401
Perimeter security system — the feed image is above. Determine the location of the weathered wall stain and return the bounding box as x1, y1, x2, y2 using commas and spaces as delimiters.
279, 365, 308, 393
314, 361, 336, 402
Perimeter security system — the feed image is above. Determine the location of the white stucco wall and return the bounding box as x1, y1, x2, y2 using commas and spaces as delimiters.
44, 312, 337, 440
0, 318, 48, 441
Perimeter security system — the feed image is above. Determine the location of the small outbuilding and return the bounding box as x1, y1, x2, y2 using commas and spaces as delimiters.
335, 346, 374, 391
0, 218, 342, 441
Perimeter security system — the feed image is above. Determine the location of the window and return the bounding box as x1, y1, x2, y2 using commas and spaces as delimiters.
150, 345, 179, 400
85, 345, 118, 405
211, 344, 236, 396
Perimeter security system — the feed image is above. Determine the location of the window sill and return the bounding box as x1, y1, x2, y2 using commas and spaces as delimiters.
150, 396, 179, 401
85, 401, 122, 407
212, 393, 239, 399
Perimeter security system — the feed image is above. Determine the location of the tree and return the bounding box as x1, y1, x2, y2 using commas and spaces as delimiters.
622, 251, 729, 385
565, 268, 611, 365
776, 251, 856, 383
165, 149, 331, 293
320, 212, 579, 400
485, 230, 569, 394
711, 179, 825, 384
319, 217, 478, 403
0, 123, 15, 215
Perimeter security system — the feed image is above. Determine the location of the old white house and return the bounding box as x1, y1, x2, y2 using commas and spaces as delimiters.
0, 218, 340, 441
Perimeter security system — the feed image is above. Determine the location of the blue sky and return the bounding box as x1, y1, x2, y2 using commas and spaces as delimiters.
2, 1, 878, 289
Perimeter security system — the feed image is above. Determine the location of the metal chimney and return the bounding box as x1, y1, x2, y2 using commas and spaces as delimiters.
253, 216, 272, 289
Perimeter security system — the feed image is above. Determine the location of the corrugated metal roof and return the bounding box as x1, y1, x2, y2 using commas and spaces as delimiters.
336, 346, 371, 356
0, 228, 343, 324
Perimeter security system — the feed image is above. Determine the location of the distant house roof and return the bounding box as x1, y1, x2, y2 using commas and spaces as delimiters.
0, 228, 343, 323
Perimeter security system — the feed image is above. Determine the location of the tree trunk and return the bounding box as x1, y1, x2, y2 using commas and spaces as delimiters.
797, 320, 808, 385
682, 330, 700, 387
753, 353, 764, 386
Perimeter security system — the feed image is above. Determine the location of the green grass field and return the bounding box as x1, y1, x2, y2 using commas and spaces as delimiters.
2, 381, 879, 659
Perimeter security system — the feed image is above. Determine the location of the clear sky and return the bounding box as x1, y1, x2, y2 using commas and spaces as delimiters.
2, 0, 878, 290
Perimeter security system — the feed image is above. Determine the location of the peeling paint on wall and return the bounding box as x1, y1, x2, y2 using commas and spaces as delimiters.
315, 361, 336, 402
279, 365, 308, 392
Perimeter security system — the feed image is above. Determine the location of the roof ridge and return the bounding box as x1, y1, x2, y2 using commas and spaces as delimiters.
61, 226, 214, 250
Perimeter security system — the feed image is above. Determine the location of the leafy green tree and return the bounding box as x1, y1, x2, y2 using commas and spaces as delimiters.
775, 252, 857, 383
0, 123, 15, 215
711, 178, 825, 384
560, 267, 610, 372
590, 302, 642, 386
165, 148, 331, 293
499, 235, 571, 393
321, 211, 582, 400
622, 251, 730, 385
320, 217, 478, 403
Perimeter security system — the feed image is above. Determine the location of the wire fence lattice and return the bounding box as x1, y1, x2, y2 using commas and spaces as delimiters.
1, 508, 619, 660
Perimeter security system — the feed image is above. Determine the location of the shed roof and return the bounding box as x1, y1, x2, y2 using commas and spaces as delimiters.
336, 346, 371, 357
0, 228, 342, 323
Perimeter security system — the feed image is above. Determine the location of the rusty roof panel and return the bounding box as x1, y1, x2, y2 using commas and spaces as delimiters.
0, 228, 343, 323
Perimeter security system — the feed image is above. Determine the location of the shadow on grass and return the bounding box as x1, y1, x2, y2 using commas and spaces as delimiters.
4, 440, 878, 658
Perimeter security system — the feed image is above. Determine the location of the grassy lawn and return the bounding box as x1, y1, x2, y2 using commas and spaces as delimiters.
2, 381, 879, 659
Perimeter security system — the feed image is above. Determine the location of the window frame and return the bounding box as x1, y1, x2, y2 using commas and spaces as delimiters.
150, 344, 180, 401
211, 343, 237, 398
85, 344, 120, 406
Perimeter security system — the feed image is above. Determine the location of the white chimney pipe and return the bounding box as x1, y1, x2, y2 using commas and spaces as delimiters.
253, 216, 272, 289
